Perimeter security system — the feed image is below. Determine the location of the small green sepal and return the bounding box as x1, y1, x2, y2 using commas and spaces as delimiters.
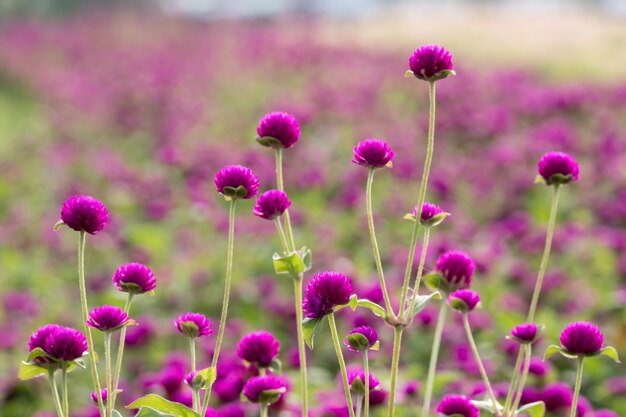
259, 387, 287, 405
448, 297, 476, 313
423, 272, 447, 292
268, 358, 283, 375
302, 317, 324, 350
195, 366, 217, 390
272, 247, 312, 276
53, 220, 65, 231
256, 136, 283, 149
421, 212, 451, 227
221, 185, 248, 200
345, 333, 372, 351
335, 294, 358, 312
350, 375, 366, 395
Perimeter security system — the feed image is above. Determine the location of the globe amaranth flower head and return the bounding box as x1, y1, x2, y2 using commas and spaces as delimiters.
112, 262, 156, 295
412, 201, 449, 227
43, 326, 88, 361
91, 389, 107, 404
408, 45, 454, 82
253, 190, 291, 220
447, 289, 480, 313
243, 375, 287, 404
510, 323, 541, 344
59, 195, 108, 235
344, 326, 378, 351
256, 112, 300, 149
432, 251, 476, 292
29, 324, 64, 353
303, 271, 353, 319
347, 369, 380, 394
559, 321, 603, 355
436, 395, 479, 417
175, 312, 212, 338
352, 139, 396, 169
537, 152, 580, 186
237, 331, 280, 368
87, 305, 131, 332
215, 165, 260, 200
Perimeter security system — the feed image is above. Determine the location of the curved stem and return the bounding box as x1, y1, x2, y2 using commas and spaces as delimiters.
363, 350, 370, 417
48, 370, 64, 417
511, 345, 532, 412
61, 363, 69, 417
78, 232, 104, 417
387, 327, 403, 417
328, 313, 356, 417
365, 168, 394, 317
503, 348, 524, 414
104, 333, 112, 417
406, 227, 431, 321
421, 302, 447, 417
570, 358, 585, 417
462, 314, 498, 413
526, 184, 561, 323
275, 148, 296, 251
293, 275, 309, 417
111, 293, 134, 411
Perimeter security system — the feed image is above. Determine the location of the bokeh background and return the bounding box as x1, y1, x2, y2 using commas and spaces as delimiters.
0, 1, 625, 416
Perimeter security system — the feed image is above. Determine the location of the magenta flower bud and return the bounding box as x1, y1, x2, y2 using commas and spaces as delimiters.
303, 271, 353, 319
91, 389, 107, 404
447, 289, 480, 313
256, 112, 300, 149
344, 326, 378, 351
436, 395, 479, 417
175, 312, 212, 338
237, 331, 280, 368
352, 139, 396, 169
59, 195, 108, 235
559, 321, 603, 355
44, 327, 88, 361
433, 251, 476, 291
408, 45, 454, 82
510, 323, 540, 344
87, 305, 131, 332
347, 369, 380, 394
537, 152, 580, 185
214, 165, 260, 200
413, 202, 448, 227
242, 375, 286, 404
112, 263, 156, 295
253, 190, 291, 220
527, 357, 551, 377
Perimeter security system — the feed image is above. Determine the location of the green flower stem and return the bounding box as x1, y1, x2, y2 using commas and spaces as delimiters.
111, 293, 134, 411
503, 349, 524, 415
462, 314, 498, 414
511, 345, 532, 413
61, 363, 69, 417
275, 148, 296, 251
78, 231, 105, 417
527, 184, 561, 323
363, 350, 370, 417
421, 302, 448, 417
47, 370, 65, 417
201, 198, 237, 417
398, 80, 437, 321
190, 338, 200, 412
386, 327, 403, 417
104, 333, 113, 417
570, 357, 585, 417
260, 403, 269, 417
355, 393, 364, 417
406, 227, 431, 321
328, 313, 356, 417
365, 168, 394, 317
273, 218, 290, 254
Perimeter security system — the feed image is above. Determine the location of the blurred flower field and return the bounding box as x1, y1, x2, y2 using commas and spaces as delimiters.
0, 8, 625, 417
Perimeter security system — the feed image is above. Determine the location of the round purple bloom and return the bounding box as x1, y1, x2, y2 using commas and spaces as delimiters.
369, 389, 387, 407
408, 45, 454, 81
352, 139, 396, 169
414, 202, 446, 226
253, 190, 291, 220
44, 327, 88, 361
242, 375, 286, 404
403, 380, 420, 397
257, 112, 300, 149
538, 152, 580, 185
29, 324, 64, 352
447, 289, 480, 312
112, 263, 156, 294
541, 382, 573, 412
559, 321, 604, 355
237, 331, 280, 368
303, 271, 353, 319
434, 251, 476, 291
511, 323, 540, 344
344, 326, 378, 351
436, 395, 479, 417
214, 165, 260, 200
527, 357, 551, 377
87, 305, 130, 332
60, 195, 108, 235
175, 312, 212, 338
91, 389, 107, 404
595, 410, 620, 417
347, 369, 380, 393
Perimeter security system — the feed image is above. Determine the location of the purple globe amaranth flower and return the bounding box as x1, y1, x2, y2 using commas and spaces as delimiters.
448, 289, 480, 313
559, 321, 603, 355
175, 312, 212, 338
91, 389, 107, 404
29, 324, 64, 352
112, 263, 156, 294
257, 112, 300, 149
242, 375, 287, 404
436, 395, 479, 417
303, 271, 353, 319
43, 326, 88, 361
185, 371, 203, 389
537, 152, 580, 186
347, 369, 380, 394
237, 331, 280, 368
433, 251, 476, 292
541, 382, 573, 411
412, 202, 448, 227
253, 190, 291, 220
408, 45, 454, 82
344, 326, 378, 351
87, 305, 131, 332
59, 195, 108, 235
511, 323, 540, 344
527, 357, 551, 377
215, 165, 260, 200
595, 410, 620, 417
352, 139, 396, 169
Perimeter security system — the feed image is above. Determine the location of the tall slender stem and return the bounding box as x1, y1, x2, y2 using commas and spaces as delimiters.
462, 314, 498, 413
387, 327, 403, 417
365, 168, 394, 316
527, 184, 561, 323
511, 345, 532, 412
104, 333, 112, 417
274, 218, 290, 253
275, 148, 296, 251
421, 302, 447, 417
503, 347, 524, 414
328, 313, 356, 417
355, 393, 364, 417
111, 293, 134, 410
61, 363, 69, 417
293, 275, 309, 417
363, 350, 370, 417
406, 227, 431, 321
201, 198, 237, 417
77, 231, 104, 417
48, 370, 64, 417
570, 358, 585, 417
190, 338, 200, 412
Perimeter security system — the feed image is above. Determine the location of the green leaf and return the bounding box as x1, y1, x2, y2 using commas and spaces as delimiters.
302, 317, 324, 350
112, 410, 124, 417
403, 213, 416, 222
355, 298, 386, 318
53, 220, 64, 231
515, 401, 545, 417
534, 174, 546, 184
543, 345, 564, 360
336, 294, 358, 312
370, 340, 380, 351
598, 346, 621, 363
423, 272, 446, 291
126, 394, 200, 417
272, 251, 306, 275
196, 366, 217, 390
134, 407, 175, 417
407, 292, 442, 318
300, 247, 312, 272
471, 399, 503, 414
18, 362, 48, 380
26, 348, 53, 362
